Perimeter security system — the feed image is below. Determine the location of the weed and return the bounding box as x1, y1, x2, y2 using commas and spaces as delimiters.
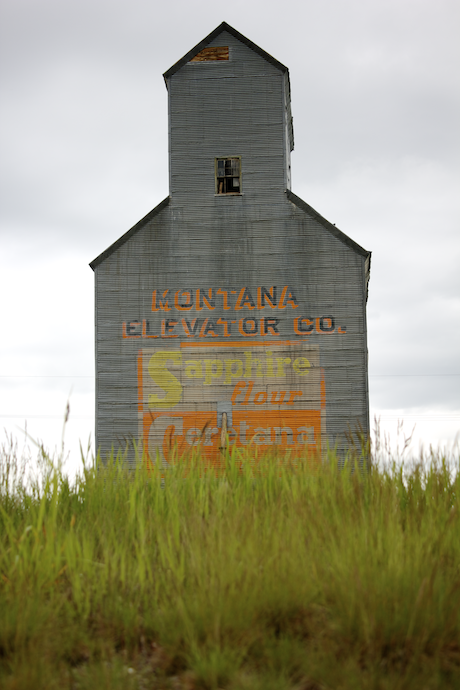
0, 438, 459, 688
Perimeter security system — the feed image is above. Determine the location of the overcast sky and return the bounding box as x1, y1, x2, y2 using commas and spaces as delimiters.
1, 0, 459, 472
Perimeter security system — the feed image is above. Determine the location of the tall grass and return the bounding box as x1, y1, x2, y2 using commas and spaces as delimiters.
1, 435, 459, 689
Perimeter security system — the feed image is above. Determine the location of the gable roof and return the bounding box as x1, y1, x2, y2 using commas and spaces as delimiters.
90, 191, 371, 281
89, 196, 170, 270
163, 21, 289, 82
286, 190, 371, 299
286, 190, 370, 258
91, 25, 370, 293
163, 22, 294, 152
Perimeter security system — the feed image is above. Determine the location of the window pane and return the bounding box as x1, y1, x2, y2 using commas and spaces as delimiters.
216, 157, 241, 193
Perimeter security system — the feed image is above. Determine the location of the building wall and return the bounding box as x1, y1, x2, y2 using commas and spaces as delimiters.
94, 199, 369, 464
168, 31, 290, 204
93, 30, 369, 465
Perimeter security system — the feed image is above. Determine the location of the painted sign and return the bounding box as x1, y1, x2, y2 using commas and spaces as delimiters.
138, 340, 326, 467
121, 284, 343, 466
122, 285, 347, 341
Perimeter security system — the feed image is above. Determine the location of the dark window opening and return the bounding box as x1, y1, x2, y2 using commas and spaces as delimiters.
216, 157, 241, 194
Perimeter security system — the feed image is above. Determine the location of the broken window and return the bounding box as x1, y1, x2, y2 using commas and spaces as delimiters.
216, 157, 241, 194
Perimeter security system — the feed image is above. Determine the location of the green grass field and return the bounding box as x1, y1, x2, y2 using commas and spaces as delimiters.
1, 437, 459, 689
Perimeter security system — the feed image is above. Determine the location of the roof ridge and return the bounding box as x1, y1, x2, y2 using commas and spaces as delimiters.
163, 21, 288, 82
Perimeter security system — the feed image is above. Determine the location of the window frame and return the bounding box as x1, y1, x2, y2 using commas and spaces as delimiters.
215, 156, 242, 196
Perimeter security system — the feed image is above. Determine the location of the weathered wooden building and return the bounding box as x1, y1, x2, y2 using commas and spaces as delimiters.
90, 22, 371, 466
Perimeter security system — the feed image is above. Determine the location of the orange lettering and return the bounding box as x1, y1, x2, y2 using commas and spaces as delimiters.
241, 381, 254, 405
270, 391, 286, 404
286, 391, 302, 405
174, 290, 193, 311
217, 288, 230, 310
122, 321, 141, 339
182, 318, 201, 337
217, 318, 231, 337
278, 286, 298, 310
235, 287, 255, 310
239, 318, 258, 336
231, 381, 246, 403
254, 392, 267, 405
158, 289, 171, 312
257, 286, 277, 309
261, 317, 280, 336
294, 317, 314, 335
198, 318, 209, 337
161, 319, 178, 337
196, 288, 215, 311
202, 320, 219, 337
142, 320, 158, 338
